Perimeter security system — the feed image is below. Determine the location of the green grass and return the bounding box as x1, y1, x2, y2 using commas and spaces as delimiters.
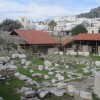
90, 54, 100, 61
92, 93, 100, 100
26, 56, 44, 65
0, 77, 26, 100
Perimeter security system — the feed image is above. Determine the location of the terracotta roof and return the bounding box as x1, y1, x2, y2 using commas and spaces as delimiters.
62, 38, 72, 45
11, 29, 60, 45
74, 33, 100, 41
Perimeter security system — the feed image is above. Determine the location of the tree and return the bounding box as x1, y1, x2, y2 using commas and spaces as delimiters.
0, 19, 22, 32
71, 24, 87, 36
48, 20, 57, 31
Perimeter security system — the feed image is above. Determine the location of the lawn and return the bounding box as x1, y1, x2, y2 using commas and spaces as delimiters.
0, 77, 26, 100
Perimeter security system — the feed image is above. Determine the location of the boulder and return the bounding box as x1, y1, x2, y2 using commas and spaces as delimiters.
19, 54, 26, 59
24, 91, 35, 98
57, 82, 67, 89
23, 66, 28, 69
14, 72, 21, 78
54, 51, 59, 55
32, 73, 42, 77
50, 88, 66, 96
48, 72, 53, 75
44, 60, 51, 67
25, 61, 32, 67
30, 69, 33, 73
59, 51, 63, 55
65, 65, 69, 69
83, 68, 89, 73
19, 75, 28, 81
0, 56, 10, 62
37, 89, 49, 98
21, 59, 26, 64
51, 79, 57, 84
58, 76, 64, 81
67, 85, 75, 93
95, 61, 100, 66
80, 91, 92, 100
44, 75, 49, 80
12, 54, 19, 58
55, 63, 59, 67
21, 87, 32, 94
38, 65, 44, 70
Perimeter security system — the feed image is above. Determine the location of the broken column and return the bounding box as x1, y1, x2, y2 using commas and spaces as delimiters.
94, 72, 100, 98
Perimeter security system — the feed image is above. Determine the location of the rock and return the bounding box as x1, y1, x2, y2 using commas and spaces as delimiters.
95, 61, 100, 66
23, 66, 28, 69
12, 54, 19, 58
55, 74, 64, 81
25, 61, 32, 67
59, 51, 63, 55
78, 52, 89, 56
54, 51, 58, 55
66, 51, 77, 56
83, 68, 89, 73
14, 72, 21, 77
48, 72, 53, 75
30, 69, 33, 73
0, 97, 3, 100
21, 87, 32, 94
24, 91, 35, 98
80, 91, 92, 100
41, 81, 52, 87
21, 59, 26, 64
32, 73, 42, 77
65, 65, 69, 69
19, 75, 28, 81
19, 54, 26, 59
67, 85, 75, 93
57, 82, 67, 89
50, 88, 66, 96
55, 63, 59, 67
94, 72, 100, 98
44, 75, 49, 80
0, 56, 10, 62
51, 79, 57, 84
38, 65, 44, 70
44, 60, 51, 67
37, 89, 49, 98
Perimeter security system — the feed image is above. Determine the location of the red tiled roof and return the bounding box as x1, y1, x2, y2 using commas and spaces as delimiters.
11, 29, 60, 45
62, 38, 72, 45
74, 33, 100, 41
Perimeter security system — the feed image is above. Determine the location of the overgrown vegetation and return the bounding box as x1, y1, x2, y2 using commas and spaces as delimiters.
71, 24, 87, 36
0, 19, 22, 32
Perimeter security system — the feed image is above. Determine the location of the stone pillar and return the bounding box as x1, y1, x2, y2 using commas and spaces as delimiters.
94, 72, 100, 98
98, 46, 100, 54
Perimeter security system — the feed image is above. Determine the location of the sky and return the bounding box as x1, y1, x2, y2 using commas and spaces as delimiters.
0, 0, 100, 21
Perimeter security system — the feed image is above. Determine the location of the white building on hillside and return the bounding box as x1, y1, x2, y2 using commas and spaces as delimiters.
54, 16, 100, 34
18, 17, 48, 31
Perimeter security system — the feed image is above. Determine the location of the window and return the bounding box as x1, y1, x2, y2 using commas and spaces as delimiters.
92, 30, 94, 34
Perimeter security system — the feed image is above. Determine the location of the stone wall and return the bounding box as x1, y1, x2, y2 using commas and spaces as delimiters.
82, 45, 89, 52
48, 47, 58, 55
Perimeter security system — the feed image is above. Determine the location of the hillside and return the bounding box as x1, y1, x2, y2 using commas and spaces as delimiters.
77, 6, 100, 18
